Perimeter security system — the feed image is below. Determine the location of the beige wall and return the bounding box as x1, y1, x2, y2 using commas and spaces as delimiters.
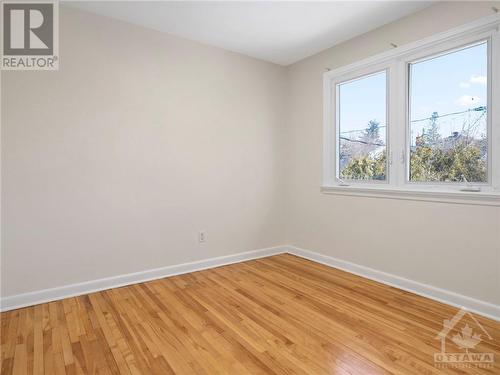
2, 2, 499, 307
285, 1, 500, 305
1, 6, 287, 296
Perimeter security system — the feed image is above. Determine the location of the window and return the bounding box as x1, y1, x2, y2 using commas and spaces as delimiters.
337, 71, 387, 181
323, 19, 500, 205
408, 42, 488, 183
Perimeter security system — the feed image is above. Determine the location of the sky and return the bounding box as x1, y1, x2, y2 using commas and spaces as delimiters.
337, 41, 488, 145
338, 70, 386, 140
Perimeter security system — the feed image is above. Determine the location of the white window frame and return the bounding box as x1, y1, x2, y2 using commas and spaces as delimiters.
332, 65, 391, 185
322, 14, 500, 206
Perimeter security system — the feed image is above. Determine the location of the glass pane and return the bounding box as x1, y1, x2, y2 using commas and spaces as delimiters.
337, 71, 387, 181
409, 42, 488, 183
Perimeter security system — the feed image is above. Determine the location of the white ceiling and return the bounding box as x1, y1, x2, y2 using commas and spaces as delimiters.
67, 1, 433, 66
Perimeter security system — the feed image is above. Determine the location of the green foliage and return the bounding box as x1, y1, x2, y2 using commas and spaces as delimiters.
339, 114, 486, 182
423, 112, 441, 146
340, 118, 386, 180
341, 142, 485, 182
410, 142, 486, 182
408, 110, 486, 182
341, 152, 386, 180
364, 120, 381, 141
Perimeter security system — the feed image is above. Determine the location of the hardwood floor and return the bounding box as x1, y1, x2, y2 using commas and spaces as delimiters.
1, 254, 499, 374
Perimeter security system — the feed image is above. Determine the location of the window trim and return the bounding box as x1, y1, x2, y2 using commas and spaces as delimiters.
322, 13, 500, 205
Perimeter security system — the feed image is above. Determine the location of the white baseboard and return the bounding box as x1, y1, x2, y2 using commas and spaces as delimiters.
287, 246, 500, 322
0, 245, 287, 312
3, 244, 499, 322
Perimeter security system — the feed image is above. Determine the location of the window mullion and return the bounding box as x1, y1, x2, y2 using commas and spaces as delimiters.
389, 60, 406, 188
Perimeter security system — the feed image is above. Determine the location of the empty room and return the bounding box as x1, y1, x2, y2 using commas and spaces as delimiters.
1, 1, 500, 374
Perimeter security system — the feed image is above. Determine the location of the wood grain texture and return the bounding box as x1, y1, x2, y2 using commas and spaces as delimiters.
2, 254, 499, 374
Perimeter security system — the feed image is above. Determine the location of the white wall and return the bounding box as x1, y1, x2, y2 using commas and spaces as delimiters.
285, 1, 500, 305
1, 6, 287, 297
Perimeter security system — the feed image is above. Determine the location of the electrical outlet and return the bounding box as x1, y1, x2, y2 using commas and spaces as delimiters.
199, 231, 207, 243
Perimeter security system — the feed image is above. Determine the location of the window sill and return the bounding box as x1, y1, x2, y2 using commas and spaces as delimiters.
320, 185, 500, 206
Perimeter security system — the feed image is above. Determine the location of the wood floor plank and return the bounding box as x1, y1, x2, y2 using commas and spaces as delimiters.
2, 254, 500, 374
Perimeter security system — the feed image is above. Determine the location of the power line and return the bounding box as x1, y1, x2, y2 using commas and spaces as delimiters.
410, 106, 486, 123
339, 106, 487, 135
462, 110, 487, 135
339, 136, 385, 147
340, 125, 387, 135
